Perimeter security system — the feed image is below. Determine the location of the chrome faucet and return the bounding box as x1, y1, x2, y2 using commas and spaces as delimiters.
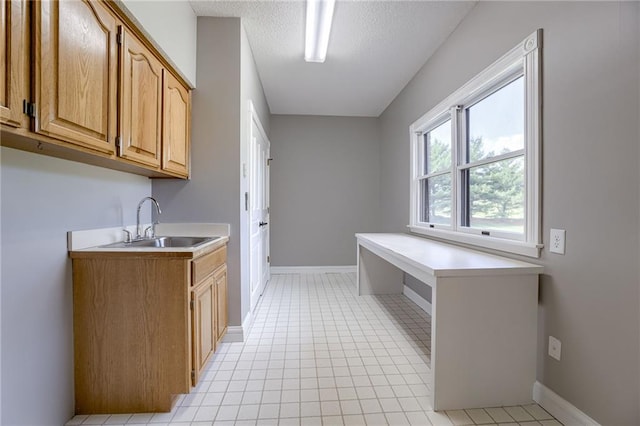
136, 197, 162, 239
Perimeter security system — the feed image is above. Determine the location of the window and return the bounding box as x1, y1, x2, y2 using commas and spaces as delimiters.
410, 30, 542, 257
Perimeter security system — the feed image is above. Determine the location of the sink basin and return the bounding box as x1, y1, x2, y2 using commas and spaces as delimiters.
100, 236, 220, 249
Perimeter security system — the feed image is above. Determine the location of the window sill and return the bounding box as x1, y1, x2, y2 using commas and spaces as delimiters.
408, 225, 543, 258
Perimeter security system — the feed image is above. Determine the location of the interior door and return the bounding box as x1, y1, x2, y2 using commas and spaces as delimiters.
249, 110, 271, 312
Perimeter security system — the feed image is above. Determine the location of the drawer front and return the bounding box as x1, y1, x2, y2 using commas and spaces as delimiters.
192, 246, 226, 284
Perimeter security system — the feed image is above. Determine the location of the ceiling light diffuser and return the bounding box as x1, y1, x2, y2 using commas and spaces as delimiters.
305, 0, 336, 63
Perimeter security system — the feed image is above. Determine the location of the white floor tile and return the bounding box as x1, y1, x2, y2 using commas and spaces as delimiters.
504, 406, 535, 422
465, 408, 495, 424
300, 401, 322, 417
236, 404, 260, 420
82, 414, 110, 425
364, 412, 389, 425
192, 405, 218, 422
67, 415, 89, 425
343, 414, 366, 425
523, 403, 554, 420
446, 409, 474, 425
258, 403, 280, 419
485, 407, 515, 423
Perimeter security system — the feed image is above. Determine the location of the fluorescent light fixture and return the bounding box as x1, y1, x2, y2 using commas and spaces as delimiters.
305, 0, 336, 63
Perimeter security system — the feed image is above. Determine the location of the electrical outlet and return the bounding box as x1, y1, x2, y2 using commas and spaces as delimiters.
548, 336, 561, 361
549, 228, 566, 254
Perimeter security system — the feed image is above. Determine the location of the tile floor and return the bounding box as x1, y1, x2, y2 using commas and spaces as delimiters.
67, 272, 561, 426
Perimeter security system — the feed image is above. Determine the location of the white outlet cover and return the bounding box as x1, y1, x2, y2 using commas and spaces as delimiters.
548, 336, 561, 361
549, 228, 566, 254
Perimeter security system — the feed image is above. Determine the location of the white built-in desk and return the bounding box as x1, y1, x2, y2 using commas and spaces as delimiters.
356, 233, 544, 411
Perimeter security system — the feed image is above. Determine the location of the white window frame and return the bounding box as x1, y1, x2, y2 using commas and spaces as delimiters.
409, 30, 542, 258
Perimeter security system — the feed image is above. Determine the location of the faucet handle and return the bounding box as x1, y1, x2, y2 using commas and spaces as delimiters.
144, 226, 155, 239
123, 229, 133, 243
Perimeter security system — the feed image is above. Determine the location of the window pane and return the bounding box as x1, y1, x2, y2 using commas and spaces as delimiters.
467, 76, 524, 162
468, 156, 524, 234
420, 174, 451, 224
424, 120, 451, 174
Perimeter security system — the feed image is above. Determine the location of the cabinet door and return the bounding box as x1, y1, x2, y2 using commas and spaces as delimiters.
214, 265, 228, 343
192, 275, 216, 385
119, 27, 162, 168
34, 0, 118, 153
162, 70, 190, 177
0, 0, 28, 128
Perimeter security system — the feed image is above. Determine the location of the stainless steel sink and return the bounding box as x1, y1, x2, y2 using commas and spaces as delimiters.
100, 236, 220, 249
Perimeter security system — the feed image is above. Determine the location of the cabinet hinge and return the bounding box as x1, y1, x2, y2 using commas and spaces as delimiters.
116, 33, 123, 45
23, 100, 35, 118
115, 136, 122, 155
267, 255, 270, 263
190, 299, 195, 310
191, 370, 195, 382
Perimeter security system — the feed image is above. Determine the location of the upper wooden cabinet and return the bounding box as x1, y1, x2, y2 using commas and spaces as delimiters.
1, 0, 192, 179
119, 27, 162, 168
162, 70, 191, 177
34, 0, 118, 154
0, 0, 29, 128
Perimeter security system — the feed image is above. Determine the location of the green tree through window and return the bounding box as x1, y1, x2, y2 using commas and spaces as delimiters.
425, 136, 524, 232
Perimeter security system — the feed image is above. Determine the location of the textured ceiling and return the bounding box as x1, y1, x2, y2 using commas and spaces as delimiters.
190, 0, 476, 117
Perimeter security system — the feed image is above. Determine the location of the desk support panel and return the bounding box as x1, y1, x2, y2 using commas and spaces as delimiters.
432, 274, 538, 410
357, 245, 403, 295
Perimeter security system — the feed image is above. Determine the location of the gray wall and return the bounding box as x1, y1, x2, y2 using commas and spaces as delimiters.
379, 2, 640, 424
121, 0, 197, 85
0, 147, 150, 425
241, 26, 271, 135
153, 17, 271, 328
269, 115, 381, 266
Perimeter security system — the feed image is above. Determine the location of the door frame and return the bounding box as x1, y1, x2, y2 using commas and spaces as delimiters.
248, 101, 271, 313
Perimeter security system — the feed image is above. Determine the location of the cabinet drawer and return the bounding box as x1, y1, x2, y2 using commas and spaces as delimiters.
192, 246, 226, 284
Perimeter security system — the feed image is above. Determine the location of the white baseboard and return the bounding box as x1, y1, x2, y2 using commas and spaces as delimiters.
403, 285, 432, 316
223, 310, 253, 343
271, 265, 357, 274
533, 381, 600, 425
223, 326, 244, 343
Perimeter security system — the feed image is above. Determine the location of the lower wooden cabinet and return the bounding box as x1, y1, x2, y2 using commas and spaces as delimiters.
190, 248, 227, 386
214, 264, 228, 343
71, 244, 228, 414
192, 275, 216, 385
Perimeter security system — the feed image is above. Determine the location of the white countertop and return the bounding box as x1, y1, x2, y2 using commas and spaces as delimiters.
356, 233, 543, 277
68, 223, 230, 252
